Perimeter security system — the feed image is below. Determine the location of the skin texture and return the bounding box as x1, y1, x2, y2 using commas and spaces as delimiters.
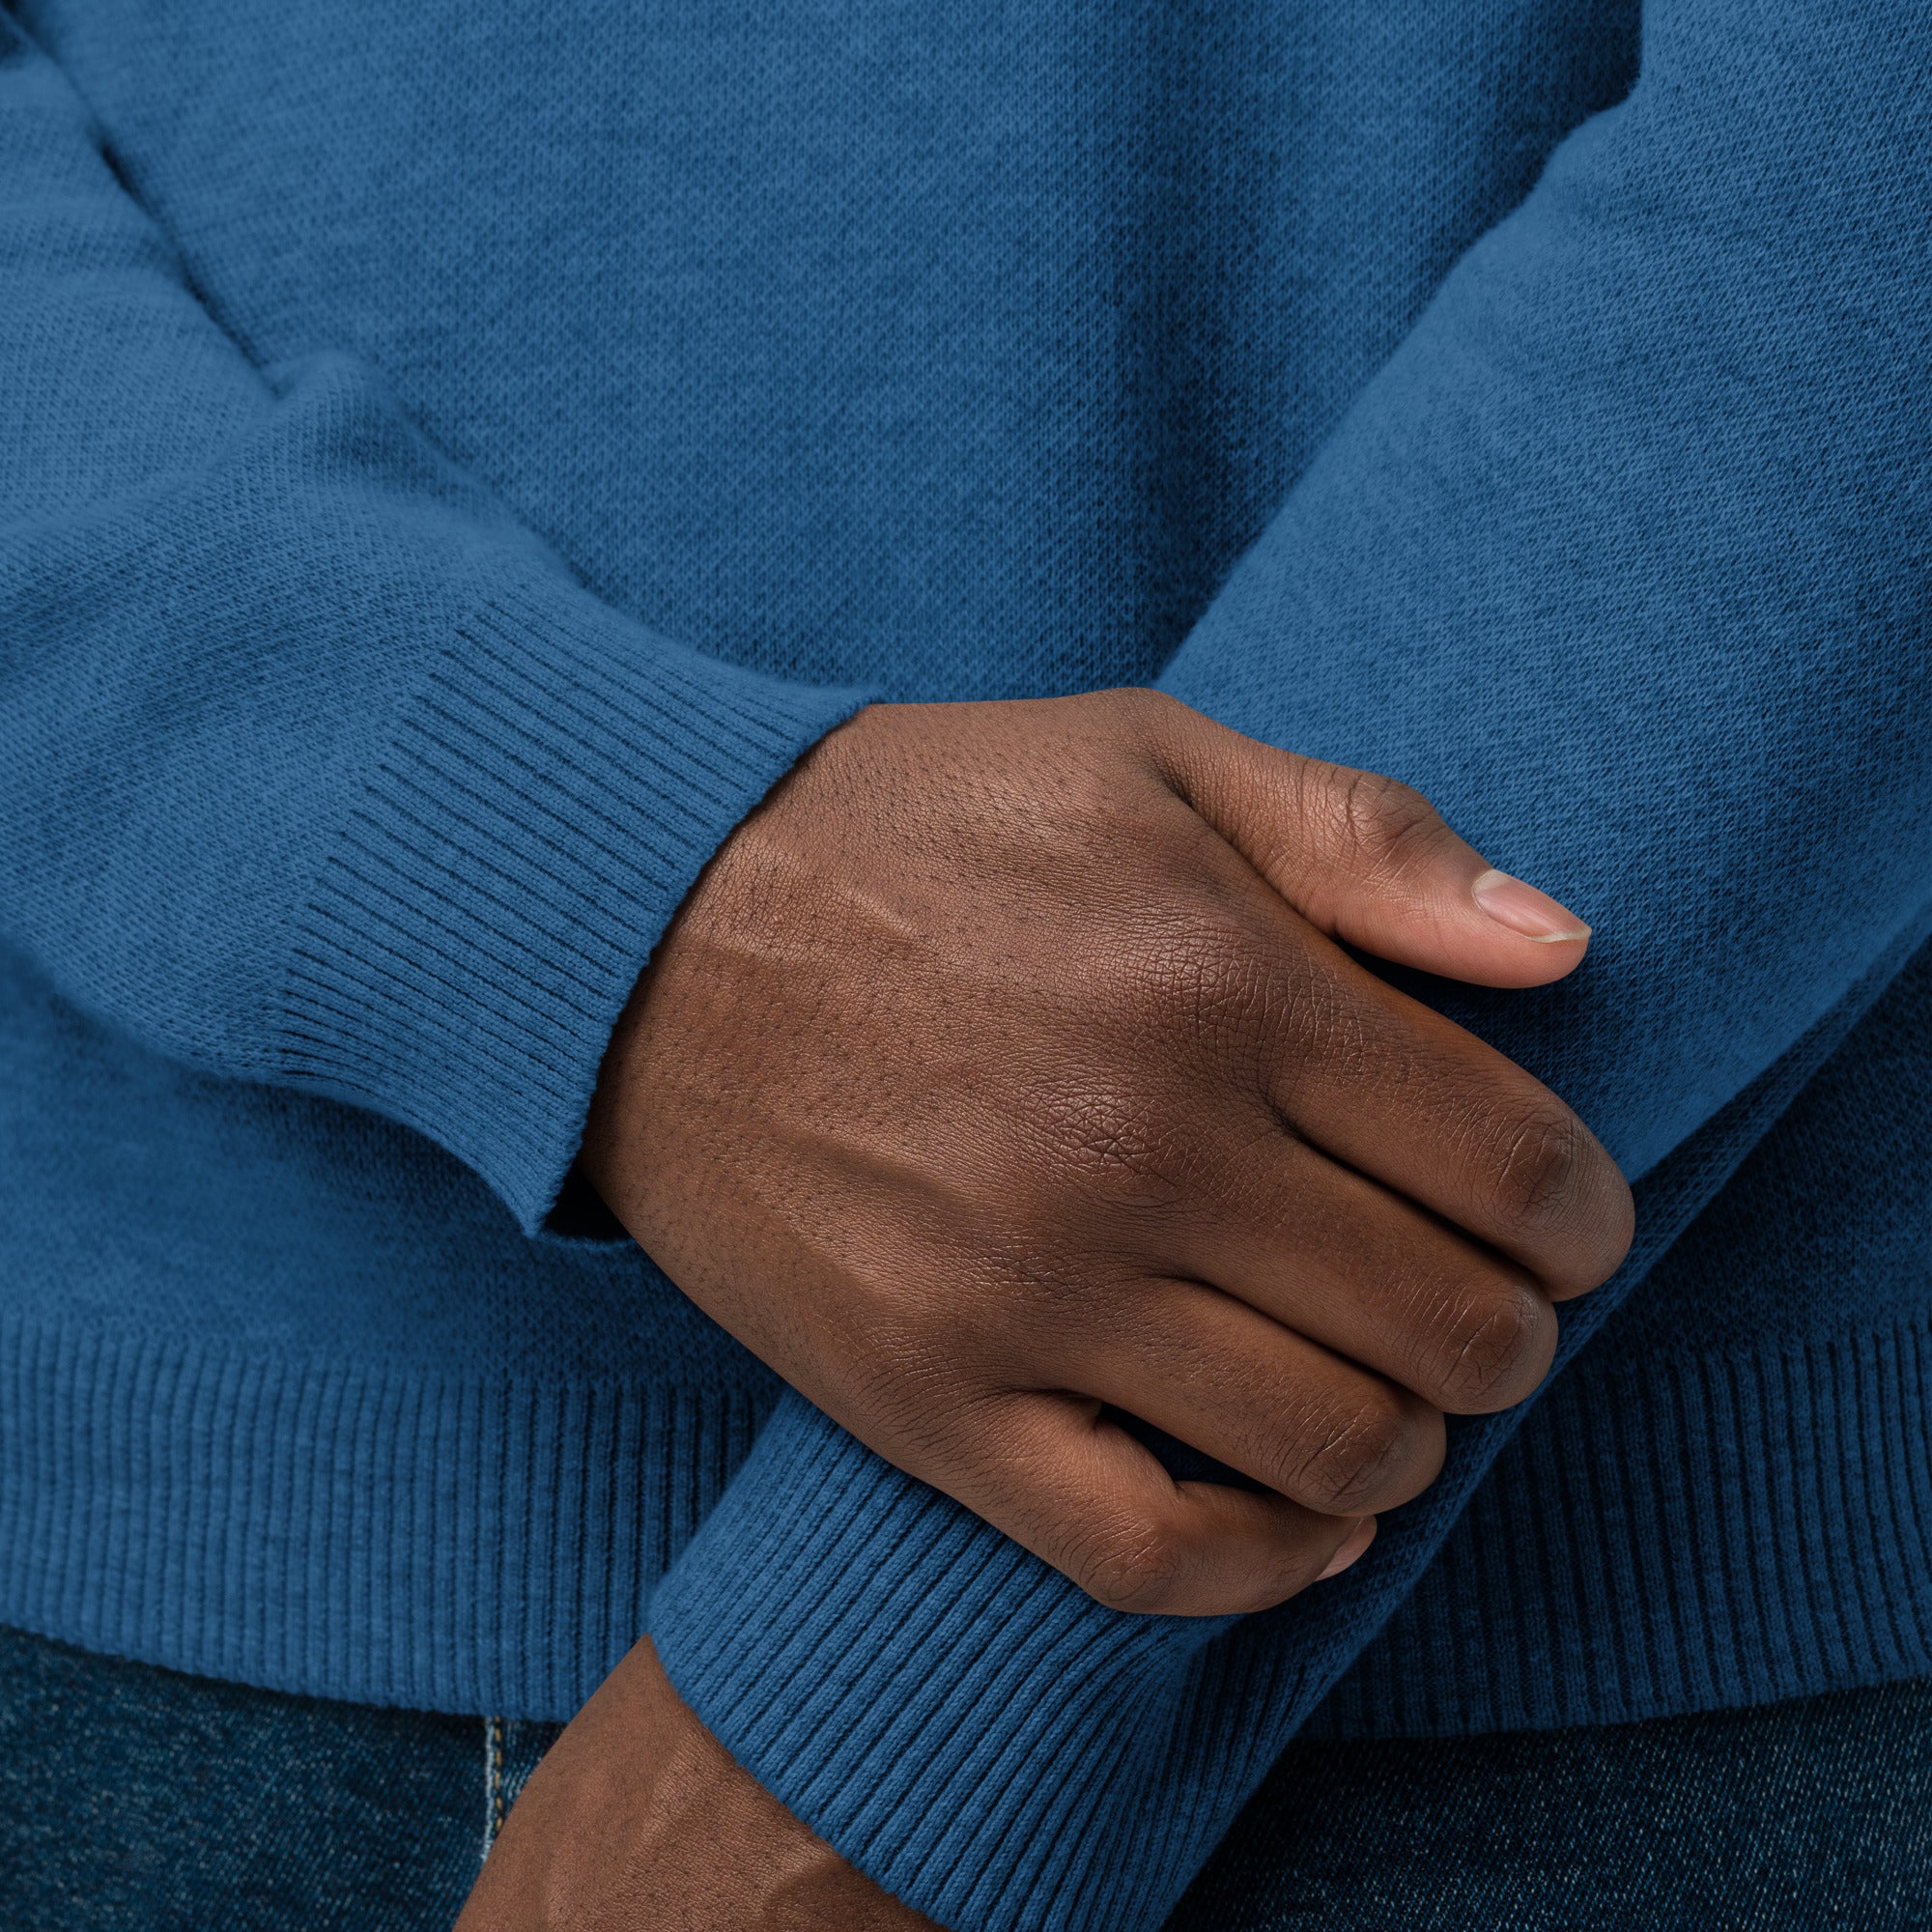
469, 690, 1635, 1930
582, 691, 1633, 1616
454, 1638, 935, 1932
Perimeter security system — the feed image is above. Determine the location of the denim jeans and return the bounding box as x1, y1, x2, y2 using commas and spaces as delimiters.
2, 1624, 1926, 1930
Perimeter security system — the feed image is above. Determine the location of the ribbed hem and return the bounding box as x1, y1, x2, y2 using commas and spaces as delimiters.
0, 1308, 768, 1717
1305, 1313, 1932, 1740
5, 1307, 1929, 1927
274, 575, 871, 1234
651, 1313, 1932, 1932
647, 955, 1932, 1932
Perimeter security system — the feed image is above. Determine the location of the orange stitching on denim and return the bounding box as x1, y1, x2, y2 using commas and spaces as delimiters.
484, 1713, 506, 1861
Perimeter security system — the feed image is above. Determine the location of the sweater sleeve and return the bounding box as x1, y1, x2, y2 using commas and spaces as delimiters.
0, 19, 869, 1235
646, 6, 1932, 1928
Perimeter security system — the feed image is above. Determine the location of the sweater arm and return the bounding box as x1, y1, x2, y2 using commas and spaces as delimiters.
648, 6, 1932, 1928
0, 18, 869, 1236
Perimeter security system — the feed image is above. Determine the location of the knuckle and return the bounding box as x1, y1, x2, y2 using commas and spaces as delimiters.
1280, 1391, 1415, 1514
1098, 684, 1188, 744
1484, 1105, 1589, 1238
1426, 1281, 1553, 1410
1271, 963, 1375, 1088
1071, 1515, 1187, 1615
1327, 766, 1445, 877
1030, 1080, 1190, 1215
964, 1230, 1113, 1340
1124, 911, 1278, 1062
839, 1316, 988, 1453
1567, 1150, 1635, 1292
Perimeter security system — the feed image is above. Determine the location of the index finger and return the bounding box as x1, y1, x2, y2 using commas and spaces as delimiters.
1261, 926, 1634, 1299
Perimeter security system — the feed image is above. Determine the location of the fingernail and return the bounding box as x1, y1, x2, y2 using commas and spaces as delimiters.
1471, 868, 1591, 944
1317, 1517, 1377, 1581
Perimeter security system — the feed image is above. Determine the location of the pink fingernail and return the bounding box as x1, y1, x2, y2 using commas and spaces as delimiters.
1471, 869, 1591, 944
1317, 1517, 1377, 1581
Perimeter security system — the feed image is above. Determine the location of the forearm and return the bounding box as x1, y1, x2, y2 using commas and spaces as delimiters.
458, 1639, 934, 1932
1161, 0, 1932, 1179
0, 18, 867, 1231
648, 7, 1932, 1925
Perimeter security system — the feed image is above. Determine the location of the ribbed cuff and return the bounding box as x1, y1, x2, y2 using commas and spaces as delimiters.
273, 575, 871, 1234
647, 926, 1932, 1932
1305, 1315, 1932, 1740
647, 1392, 1228, 1932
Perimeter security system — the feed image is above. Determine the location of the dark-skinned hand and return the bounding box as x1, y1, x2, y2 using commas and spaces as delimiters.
582, 691, 1633, 1617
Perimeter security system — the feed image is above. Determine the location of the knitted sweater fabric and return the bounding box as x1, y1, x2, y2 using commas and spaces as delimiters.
2, 2, 1928, 1928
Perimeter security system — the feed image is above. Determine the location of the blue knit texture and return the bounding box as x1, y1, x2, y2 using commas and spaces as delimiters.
1, 2, 1928, 1928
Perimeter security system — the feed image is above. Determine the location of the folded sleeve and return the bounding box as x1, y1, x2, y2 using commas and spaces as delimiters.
647, 6, 1932, 1927
0, 17, 870, 1235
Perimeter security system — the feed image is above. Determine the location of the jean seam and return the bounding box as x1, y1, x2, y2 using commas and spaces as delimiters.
483, 1714, 506, 1863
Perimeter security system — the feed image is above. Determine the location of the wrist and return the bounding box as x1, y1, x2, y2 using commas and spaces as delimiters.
457, 1637, 935, 1932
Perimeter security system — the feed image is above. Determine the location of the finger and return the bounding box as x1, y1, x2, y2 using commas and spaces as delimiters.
1145, 700, 1592, 990
951, 1390, 1376, 1616
1253, 930, 1634, 1297
1155, 1125, 1561, 1409
1076, 1280, 1448, 1515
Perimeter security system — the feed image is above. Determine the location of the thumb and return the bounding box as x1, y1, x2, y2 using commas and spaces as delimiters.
1152, 711, 1591, 990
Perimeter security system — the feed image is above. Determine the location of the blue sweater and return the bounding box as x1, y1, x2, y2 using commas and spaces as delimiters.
2, 2, 1927, 1927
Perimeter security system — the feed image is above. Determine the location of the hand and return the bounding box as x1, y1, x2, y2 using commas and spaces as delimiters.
454, 1637, 933, 1932
582, 691, 1633, 1615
